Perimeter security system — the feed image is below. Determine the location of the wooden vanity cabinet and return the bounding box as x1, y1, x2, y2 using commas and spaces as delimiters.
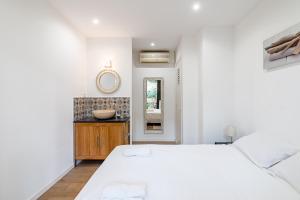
74, 122, 129, 162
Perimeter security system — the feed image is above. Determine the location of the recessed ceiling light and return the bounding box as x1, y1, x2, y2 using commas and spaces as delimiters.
192, 2, 201, 11
150, 42, 156, 47
92, 18, 100, 25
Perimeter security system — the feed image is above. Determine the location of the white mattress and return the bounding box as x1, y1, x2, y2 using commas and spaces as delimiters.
76, 145, 300, 200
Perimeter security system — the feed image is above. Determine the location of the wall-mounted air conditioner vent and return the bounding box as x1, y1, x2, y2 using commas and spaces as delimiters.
140, 51, 170, 64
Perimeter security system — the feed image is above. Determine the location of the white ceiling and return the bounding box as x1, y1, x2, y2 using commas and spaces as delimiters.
50, 0, 261, 50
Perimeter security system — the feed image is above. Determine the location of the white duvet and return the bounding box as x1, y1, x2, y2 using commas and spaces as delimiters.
76, 145, 300, 200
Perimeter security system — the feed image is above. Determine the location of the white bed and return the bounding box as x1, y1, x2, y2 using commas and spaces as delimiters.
75, 145, 300, 200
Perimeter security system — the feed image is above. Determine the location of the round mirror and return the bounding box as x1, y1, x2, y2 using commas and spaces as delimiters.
96, 70, 121, 94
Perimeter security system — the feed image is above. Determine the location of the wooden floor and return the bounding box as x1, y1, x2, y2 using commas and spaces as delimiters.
39, 161, 102, 200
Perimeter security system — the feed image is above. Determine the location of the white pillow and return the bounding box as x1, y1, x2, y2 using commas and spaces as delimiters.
270, 153, 300, 193
233, 133, 299, 168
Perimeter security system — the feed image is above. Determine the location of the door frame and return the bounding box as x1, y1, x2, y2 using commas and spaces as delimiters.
175, 58, 183, 144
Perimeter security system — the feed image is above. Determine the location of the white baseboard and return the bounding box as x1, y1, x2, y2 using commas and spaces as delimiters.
132, 138, 176, 142
29, 164, 74, 200
132, 139, 176, 142
133, 140, 177, 144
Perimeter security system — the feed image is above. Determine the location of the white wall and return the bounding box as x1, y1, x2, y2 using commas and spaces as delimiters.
0, 1, 86, 199
233, 0, 300, 144
200, 27, 234, 143
176, 36, 201, 144
86, 38, 132, 97
132, 67, 177, 142
177, 30, 234, 144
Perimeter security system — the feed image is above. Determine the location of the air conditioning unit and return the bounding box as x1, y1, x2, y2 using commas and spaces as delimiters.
140, 51, 171, 64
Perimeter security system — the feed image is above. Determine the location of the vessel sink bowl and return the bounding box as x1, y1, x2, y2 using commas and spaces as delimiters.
92, 110, 116, 119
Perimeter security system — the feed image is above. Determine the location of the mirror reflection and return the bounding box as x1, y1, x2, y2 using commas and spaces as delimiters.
96, 70, 121, 94
100, 72, 116, 90
144, 78, 164, 134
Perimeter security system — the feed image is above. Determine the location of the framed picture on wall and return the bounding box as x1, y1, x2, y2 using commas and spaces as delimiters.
263, 22, 300, 70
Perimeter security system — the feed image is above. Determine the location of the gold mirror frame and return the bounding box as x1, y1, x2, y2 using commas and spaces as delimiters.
96, 69, 121, 94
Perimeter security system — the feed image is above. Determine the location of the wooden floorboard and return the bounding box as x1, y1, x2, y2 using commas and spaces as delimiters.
38, 161, 102, 200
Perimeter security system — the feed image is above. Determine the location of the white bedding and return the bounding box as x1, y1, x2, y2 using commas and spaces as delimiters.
75, 145, 300, 200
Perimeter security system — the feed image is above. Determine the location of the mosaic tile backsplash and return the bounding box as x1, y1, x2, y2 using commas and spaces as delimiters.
74, 97, 130, 121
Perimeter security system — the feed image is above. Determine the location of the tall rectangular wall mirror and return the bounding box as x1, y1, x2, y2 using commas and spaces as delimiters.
144, 78, 164, 134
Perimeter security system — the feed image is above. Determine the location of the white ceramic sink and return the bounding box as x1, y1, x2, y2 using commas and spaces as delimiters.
92, 110, 116, 119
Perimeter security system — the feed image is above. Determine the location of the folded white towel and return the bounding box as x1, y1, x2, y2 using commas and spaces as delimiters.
101, 183, 146, 200
123, 148, 151, 157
